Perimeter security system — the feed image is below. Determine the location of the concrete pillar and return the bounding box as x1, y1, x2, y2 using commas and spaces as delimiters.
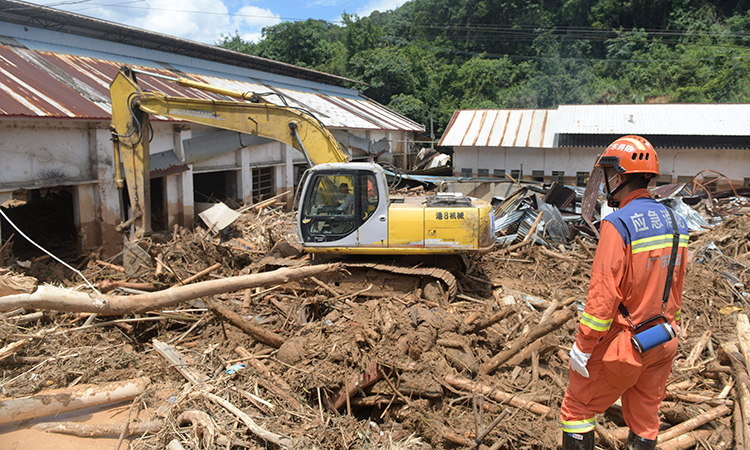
73, 183, 100, 252
165, 174, 181, 230
237, 147, 253, 205
91, 127, 122, 258
174, 128, 194, 229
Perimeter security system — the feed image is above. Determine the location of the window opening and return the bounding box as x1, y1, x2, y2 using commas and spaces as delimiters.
252, 167, 274, 203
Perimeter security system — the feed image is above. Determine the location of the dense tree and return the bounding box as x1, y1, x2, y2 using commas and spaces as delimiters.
217, 0, 750, 135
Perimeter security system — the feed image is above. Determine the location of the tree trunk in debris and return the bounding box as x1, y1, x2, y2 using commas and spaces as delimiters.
32, 420, 162, 437
481, 305, 576, 374
0, 264, 340, 315
208, 298, 285, 348
0, 377, 150, 424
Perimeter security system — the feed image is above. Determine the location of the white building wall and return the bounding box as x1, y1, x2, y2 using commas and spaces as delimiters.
0, 120, 95, 188
453, 145, 750, 186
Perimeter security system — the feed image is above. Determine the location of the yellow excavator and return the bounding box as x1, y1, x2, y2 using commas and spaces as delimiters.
109, 66, 494, 264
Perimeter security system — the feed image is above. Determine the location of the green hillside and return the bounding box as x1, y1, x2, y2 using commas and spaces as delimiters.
218, 0, 750, 136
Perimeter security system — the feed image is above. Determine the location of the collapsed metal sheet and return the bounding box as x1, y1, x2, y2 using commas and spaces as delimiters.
658, 197, 709, 232
537, 199, 569, 244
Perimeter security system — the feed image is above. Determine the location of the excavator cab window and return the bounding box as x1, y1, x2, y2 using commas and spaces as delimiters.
360, 174, 379, 221
301, 174, 356, 239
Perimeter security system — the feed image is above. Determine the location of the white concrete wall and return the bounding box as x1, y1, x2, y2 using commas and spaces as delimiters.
453, 145, 750, 185
0, 120, 95, 189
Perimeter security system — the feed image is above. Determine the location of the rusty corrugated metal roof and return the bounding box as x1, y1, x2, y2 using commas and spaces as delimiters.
0, 33, 424, 132
438, 109, 558, 147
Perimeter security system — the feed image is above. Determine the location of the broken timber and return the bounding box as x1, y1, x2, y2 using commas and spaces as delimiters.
0, 263, 341, 314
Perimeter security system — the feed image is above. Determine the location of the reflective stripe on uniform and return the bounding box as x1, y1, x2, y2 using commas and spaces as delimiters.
561, 418, 596, 434
631, 234, 689, 254
580, 312, 612, 332
675, 310, 681, 322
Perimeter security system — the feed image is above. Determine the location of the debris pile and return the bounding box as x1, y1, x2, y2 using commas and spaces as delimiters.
0, 191, 749, 449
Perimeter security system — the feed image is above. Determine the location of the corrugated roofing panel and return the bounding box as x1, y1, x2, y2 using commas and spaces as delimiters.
556, 104, 750, 136
439, 109, 557, 147
0, 34, 424, 132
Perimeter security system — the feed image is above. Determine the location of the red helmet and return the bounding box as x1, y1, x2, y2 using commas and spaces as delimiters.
596, 135, 659, 178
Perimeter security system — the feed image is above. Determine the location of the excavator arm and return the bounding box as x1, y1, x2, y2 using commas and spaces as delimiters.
109, 65, 348, 242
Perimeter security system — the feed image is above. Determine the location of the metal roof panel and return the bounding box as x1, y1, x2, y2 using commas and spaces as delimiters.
440, 109, 557, 148
556, 104, 750, 136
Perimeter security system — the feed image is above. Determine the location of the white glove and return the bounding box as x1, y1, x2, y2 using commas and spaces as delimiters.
569, 343, 591, 378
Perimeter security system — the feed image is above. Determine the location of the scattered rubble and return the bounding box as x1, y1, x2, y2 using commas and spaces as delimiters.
0, 180, 749, 449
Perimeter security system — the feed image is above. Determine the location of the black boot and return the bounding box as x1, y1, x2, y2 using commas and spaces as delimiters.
562, 430, 594, 450
626, 431, 656, 450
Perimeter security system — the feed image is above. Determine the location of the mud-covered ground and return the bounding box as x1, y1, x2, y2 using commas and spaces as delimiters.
1, 205, 748, 449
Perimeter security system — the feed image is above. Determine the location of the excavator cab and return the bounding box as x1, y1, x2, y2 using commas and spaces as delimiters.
298, 163, 389, 250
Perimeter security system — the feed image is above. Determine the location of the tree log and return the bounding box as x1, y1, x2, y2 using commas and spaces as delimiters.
723, 341, 750, 446
738, 314, 750, 376
207, 299, 285, 348
0, 377, 150, 424
32, 420, 161, 437
443, 374, 553, 418
0, 263, 341, 315
481, 304, 576, 374
657, 404, 731, 442
656, 430, 712, 450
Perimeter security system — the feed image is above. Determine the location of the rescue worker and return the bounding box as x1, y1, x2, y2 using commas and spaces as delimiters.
560, 136, 689, 450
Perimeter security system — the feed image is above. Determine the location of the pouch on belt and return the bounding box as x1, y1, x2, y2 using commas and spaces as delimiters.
602, 329, 642, 388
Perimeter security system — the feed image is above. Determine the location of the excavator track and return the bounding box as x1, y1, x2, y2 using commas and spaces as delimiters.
340, 262, 458, 300
251, 256, 460, 302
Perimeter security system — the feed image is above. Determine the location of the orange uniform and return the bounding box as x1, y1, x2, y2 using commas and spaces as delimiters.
561, 189, 689, 439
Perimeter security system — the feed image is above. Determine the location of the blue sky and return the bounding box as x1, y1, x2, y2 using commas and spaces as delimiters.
27, 0, 409, 45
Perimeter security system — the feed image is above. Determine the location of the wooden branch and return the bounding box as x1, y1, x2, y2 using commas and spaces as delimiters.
96, 259, 125, 273
173, 262, 222, 287
664, 391, 734, 407
152, 339, 208, 386
734, 395, 745, 450
656, 430, 712, 450
738, 314, 750, 377
234, 346, 302, 410
443, 374, 553, 418
722, 341, 750, 446
657, 404, 731, 442
682, 329, 711, 369
309, 276, 341, 297
208, 299, 284, 348
0, 263, 341, 315
204, 392, 292, 449
32, 420, 162, 437
506, 334, 557, 367
594, 423, 621, 449
466, 306, 516, 334
0, 377, 150, 424
0, 339, 31, 363
100, 280, 158, 294
331, 360, 382, 410
481, 305, 576, 374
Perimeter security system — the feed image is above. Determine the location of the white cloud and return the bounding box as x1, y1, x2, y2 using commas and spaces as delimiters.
230, 5, 282, 43
29, 0, 280, 44
355, 0, 408, 17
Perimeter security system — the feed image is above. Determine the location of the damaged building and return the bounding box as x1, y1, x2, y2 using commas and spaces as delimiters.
442, 105, 750, 196
0, 0, 424, 260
